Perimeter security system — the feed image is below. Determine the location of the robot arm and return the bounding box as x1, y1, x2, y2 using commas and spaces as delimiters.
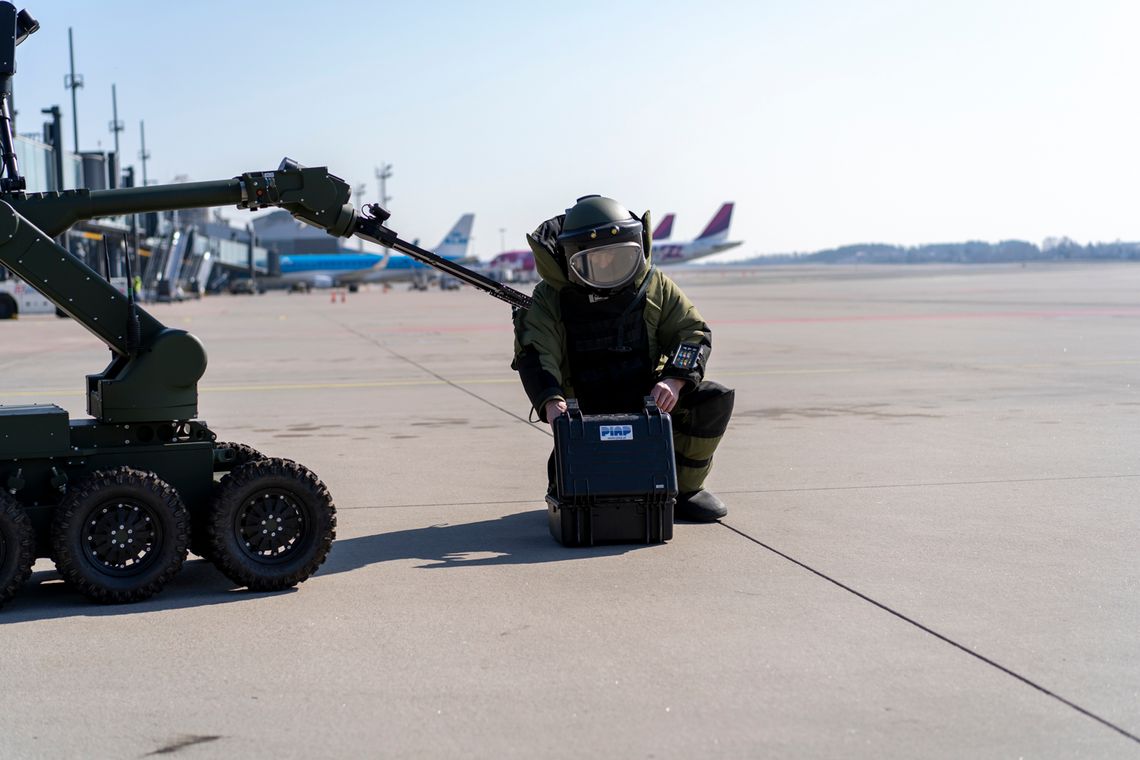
0, 160, 368, 423
1, 149, 529, 424
12, 158, 356, 240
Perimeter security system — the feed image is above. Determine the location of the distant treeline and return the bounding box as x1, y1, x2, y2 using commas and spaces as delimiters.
743, 238, 1140, 265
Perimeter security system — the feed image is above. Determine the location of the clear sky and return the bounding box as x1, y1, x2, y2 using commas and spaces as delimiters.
11, 0, 1140, 259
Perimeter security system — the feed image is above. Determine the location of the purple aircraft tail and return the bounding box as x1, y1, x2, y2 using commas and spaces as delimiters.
652, 213, 675, 241
696, 203, 734, 240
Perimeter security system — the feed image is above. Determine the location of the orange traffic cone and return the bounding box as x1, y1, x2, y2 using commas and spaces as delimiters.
330, 288, 337, 303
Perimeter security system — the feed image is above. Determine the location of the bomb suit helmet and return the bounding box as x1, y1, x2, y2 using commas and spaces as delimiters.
557, 195, 649, 295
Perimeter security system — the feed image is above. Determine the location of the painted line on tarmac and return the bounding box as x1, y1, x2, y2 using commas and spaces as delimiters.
720, 521, 1140, 745
719, 367, 860, 377
716, 307, 1140, 325
339, 499, 538, 511
2, 349, 1135, 402
1, 388, 83, 397
957, 359, 1140, 372
318, 314, 552, 437
195, 367, 861, 392
1, 356, 1135, 399
719, 358, 1140, 379
341, 474, 1140, 510
0, 378, 517, 397
384, 323, 512, 333
200, 378, 518, 393
718, 473, 1140, 495
249, 308, 1140, 333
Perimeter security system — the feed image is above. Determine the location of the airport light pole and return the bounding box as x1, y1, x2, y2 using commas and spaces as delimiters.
64, 27, 83, 154
499, 227, 506, 253
375, 162, 392, 209
138, 119, 150, 186
108, 84, 123, 187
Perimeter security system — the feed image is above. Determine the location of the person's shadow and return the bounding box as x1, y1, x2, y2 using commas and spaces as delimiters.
1, 509, 651, 622
322, 509, 644, 573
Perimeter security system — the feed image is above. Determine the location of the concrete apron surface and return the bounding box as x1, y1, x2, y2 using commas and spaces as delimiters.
0, 262, 1137, 758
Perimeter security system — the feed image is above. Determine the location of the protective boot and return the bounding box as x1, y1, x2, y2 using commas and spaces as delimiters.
675, 489, 727, 522
671, 382, 734, 522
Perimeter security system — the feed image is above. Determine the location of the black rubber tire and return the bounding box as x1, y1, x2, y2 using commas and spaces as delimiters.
0, 294, 16, 320
51, 467, 189, 604
207, 458, 335, 591
192, 441, 269, 559
213, 441, 267, 473
0, 493, 34, 609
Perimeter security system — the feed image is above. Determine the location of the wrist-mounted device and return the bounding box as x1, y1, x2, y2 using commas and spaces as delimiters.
668, 343, 708, 374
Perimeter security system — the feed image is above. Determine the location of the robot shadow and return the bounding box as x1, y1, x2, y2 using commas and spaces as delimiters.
0, 559, 291, 623
0, 510, 650, 622
322, 508, 645, 573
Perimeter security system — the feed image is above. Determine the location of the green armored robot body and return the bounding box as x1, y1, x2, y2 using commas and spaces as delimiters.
0, 2, 532, 609
0, 158, 347, 605
0, 4, 357, 607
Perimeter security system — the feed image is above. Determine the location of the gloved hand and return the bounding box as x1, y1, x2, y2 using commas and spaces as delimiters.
544, 398, 568, 423
650, 378, 687, 413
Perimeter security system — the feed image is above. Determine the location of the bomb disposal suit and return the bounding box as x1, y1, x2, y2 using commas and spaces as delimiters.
512, 196, 735, 521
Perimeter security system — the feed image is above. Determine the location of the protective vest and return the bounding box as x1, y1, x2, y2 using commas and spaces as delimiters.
560, 273, 653, 414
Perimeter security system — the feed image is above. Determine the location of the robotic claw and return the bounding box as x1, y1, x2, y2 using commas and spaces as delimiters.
353, 201, 533, 311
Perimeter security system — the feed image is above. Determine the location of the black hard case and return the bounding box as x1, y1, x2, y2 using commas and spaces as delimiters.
547, 398, 677, 546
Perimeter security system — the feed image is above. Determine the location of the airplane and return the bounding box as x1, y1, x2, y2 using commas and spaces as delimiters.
274, 214, 474, 289
650, 203, 741, 263
484, 249, 537, 283
481, 204, 738, 283
482, 212, 676, 284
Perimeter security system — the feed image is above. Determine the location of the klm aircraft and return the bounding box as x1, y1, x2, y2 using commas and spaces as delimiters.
276, 214, 474, 288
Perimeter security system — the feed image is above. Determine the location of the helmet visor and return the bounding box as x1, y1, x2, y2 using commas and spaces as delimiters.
567, 243, 644, 290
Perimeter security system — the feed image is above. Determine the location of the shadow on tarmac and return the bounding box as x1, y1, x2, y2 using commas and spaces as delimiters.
1, 510, 643, 622
322, 509, 643, 573
0, 559, 290, 624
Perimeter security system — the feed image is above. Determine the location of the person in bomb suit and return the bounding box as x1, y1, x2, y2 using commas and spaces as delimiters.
512, 195, 735, 522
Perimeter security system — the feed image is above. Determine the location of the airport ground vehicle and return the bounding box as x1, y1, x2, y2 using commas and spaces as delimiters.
0, 270, 54, 317
228, 278, 264, 295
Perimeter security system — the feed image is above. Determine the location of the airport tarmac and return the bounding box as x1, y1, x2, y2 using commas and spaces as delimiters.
0, 262, 1137, 758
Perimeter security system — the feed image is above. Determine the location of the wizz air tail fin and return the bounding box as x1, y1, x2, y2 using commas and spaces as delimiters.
652, 213, 675, 241
435, 213, 475, 258
696, 203, 734, 241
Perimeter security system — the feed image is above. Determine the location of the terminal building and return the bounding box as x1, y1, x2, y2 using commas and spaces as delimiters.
3, 111, 285, 302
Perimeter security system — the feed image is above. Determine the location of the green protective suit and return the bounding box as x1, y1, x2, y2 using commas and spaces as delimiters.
512, 214, 734, 494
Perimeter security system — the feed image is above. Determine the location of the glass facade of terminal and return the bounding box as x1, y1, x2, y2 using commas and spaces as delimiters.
11, 135, 270, 286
